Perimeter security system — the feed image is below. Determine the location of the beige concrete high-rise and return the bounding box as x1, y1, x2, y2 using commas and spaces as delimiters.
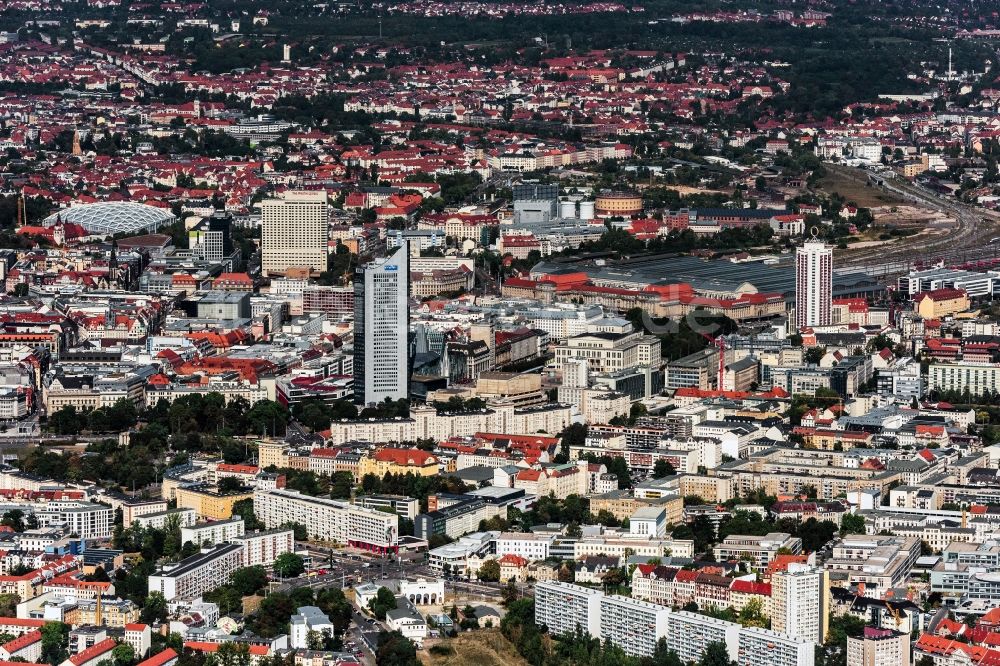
261, 190, 328, 276
846, 628, 910, 666
771, 563, 829, 645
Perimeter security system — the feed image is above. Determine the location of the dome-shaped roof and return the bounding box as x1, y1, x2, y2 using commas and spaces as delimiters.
44, 202, 175, 235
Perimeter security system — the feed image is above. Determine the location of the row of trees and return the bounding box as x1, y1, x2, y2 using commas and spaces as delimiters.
45, 394, 291, 441
673, 507, 865, 558
28, 394, 295, 492
500, 597, 710, 666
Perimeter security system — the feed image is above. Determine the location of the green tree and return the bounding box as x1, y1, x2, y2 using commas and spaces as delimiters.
329, 471, 354, 499
46, 406, 83, 436
650, 638, 683, 666
840, 513, 865, 535
230, 566, 268, 596
699, 641, 732, 666
231, 499, 263, 531
40, 622, 68, 666
804, 347, 826, 365
140, 592, 168, 624
477, 559, 500, 582
217, 477, 245, 494
737, 597, 769, 628
203, 586, 243, 617
653, 459, 676, 479
0, 594, 19, 617
273, 553, 305, 579
1, 510, 25, 533
375, 631, 419, 666
162, 514, 182, 559
112, 643, 135, 666
214, 642, 251, 666
247, 592, 295, 637
245, 400, 290, 437
368, 587, 397, 620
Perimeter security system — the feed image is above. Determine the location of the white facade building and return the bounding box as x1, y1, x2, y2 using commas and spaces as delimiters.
771, 563, 828, 644
496, 532, 555, 561
353, 243, 409, 406
180, 519, 245, 547
135, 508, 197, 531
795, 240, 832, 329
534, 581, 602, 637
37, 504, 113, 540
599, 595, 670, 658
664, 611, 741, 665
289, 606, 334, 649
147, 544, 243, 601
739, 627, 814, 666
237, 528, 296, 567
253, 488, 398, 553
261, 190, 328, 276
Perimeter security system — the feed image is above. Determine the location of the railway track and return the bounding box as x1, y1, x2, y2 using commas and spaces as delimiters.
821, 164, 1000, 272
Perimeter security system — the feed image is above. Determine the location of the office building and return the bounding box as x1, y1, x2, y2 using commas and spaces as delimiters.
771, 563, 829, 644
355, 495, 420, 521
302, 285, 354, 321
147, 543, 243, 601
847, 628, 910, 666
533, 581, 602, 637
714, 533, 802, 572
261, 190, 328, 276
253, 488, 398, 554
414, 498, 500, 541
795, 240, 832, 328
353, 243, 410, 406
189, 212, 239, 268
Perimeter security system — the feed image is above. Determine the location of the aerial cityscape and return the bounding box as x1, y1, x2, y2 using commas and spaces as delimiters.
4, 0, 1000, 665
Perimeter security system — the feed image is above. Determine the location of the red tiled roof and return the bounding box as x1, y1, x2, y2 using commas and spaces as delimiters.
68, 638, 116, 666
0, 618, 44, 629
730, 579, 771, 596
216, 463, 259, 475
373, 448, 438, 466
136, 649, 177, 666
1, 631, 40, 655
184, 643, 269, 657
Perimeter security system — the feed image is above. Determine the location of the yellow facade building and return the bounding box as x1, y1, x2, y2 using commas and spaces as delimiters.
174, 487, 253, 520
357, 448, 439, 479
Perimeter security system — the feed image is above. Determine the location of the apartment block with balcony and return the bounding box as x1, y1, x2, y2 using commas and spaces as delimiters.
533, 580, 602, 638
147, 543, 243, 601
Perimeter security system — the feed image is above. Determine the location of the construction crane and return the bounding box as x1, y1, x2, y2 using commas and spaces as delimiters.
887, 601, 903, 629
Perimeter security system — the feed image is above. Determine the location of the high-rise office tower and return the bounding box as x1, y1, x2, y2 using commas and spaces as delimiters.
189, 211, 239, 268
795, 239, 832, 329
353, 243, 410, 406
261, 190, 328, 277
771, 563, 829, 644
